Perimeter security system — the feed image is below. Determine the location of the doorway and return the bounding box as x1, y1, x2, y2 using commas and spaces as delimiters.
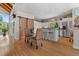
58, 19, 73, 48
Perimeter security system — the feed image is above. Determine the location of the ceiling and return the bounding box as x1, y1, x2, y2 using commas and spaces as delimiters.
14, 3, 79, 21
0, 3, 14, 14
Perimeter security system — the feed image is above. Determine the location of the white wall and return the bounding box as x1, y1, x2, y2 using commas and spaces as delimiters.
42, 22, 49, 28
34, 21, 43, 33
34, 21, 49, 34
9, 15, 19, 40
16, 11, 34, 19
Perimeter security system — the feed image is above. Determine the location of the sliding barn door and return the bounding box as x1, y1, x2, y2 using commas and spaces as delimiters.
19, 17, 34, 41
19, 17, 27, 41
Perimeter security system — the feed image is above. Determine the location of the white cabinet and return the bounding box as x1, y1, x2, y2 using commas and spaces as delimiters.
54, 29, 59, 41
73, 28, 79, 49
43, 28, 59, 42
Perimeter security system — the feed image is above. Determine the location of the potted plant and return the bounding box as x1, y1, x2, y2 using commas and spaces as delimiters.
2, 27, 8, 37
55, 22, 58, 28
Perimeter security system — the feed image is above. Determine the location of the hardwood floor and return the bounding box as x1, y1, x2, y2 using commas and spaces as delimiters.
7, 38, 79, 56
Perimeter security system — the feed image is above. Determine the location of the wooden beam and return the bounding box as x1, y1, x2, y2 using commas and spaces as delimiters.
7, 3, 14, 8
0, 3, 10, 13
2, 3, 12, 11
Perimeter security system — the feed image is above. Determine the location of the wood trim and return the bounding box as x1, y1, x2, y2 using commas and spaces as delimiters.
6, 3, 13, 8
25, 18, 28, 40
19, 16, 21, 40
